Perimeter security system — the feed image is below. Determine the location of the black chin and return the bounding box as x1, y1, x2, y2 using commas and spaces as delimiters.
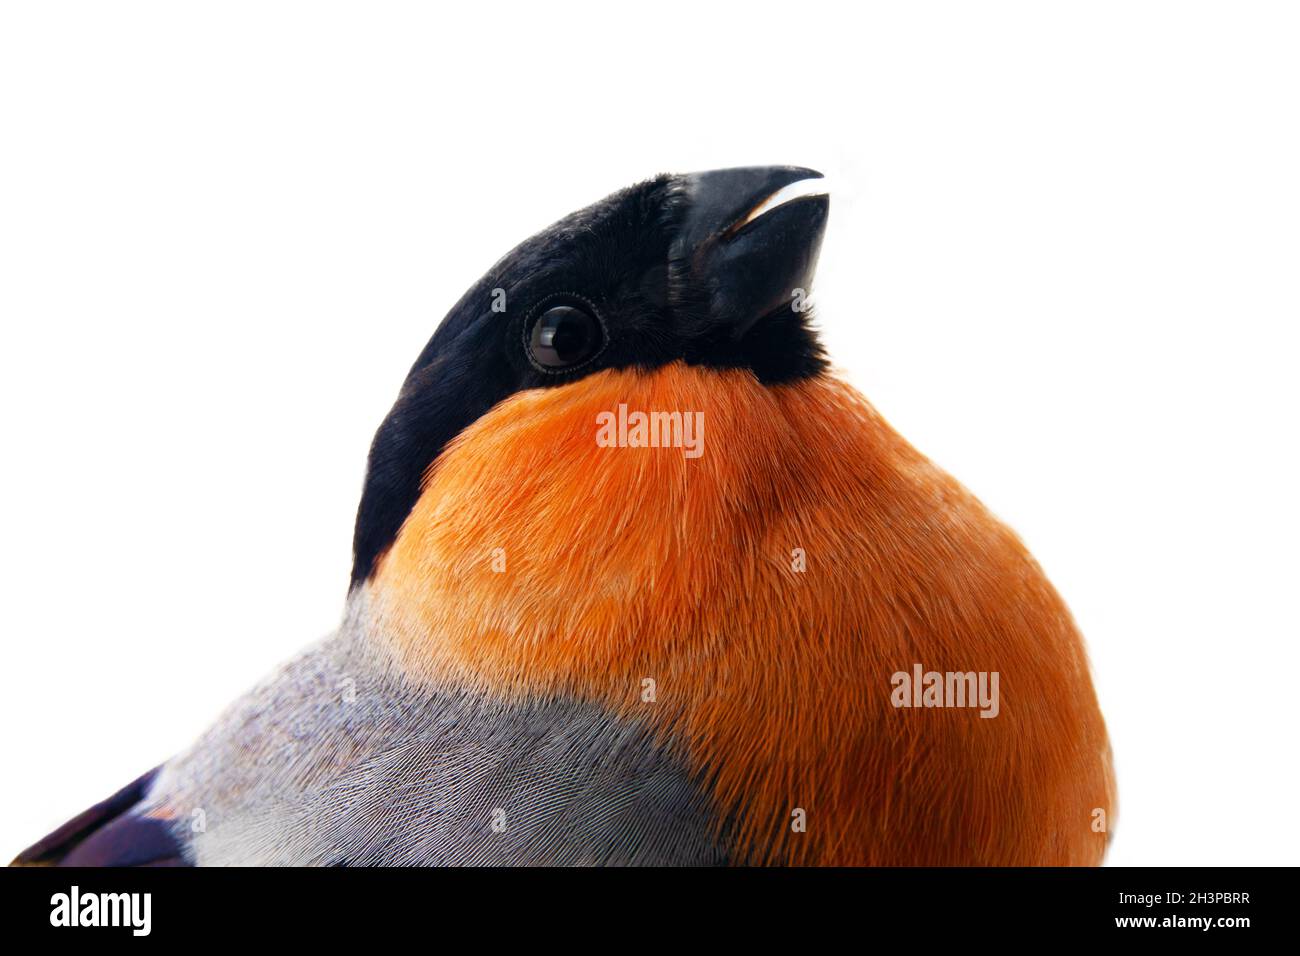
686, 300, 827, 384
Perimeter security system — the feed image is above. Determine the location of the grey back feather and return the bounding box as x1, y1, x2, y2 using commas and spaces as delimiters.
146, 608, 728, 866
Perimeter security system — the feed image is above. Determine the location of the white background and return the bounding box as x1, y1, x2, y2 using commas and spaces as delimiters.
1, 1, 1296, 866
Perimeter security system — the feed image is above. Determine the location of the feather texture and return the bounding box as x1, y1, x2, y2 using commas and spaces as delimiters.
370, 362, 1115, 865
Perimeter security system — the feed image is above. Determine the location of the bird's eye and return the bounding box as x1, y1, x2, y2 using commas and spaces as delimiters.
527, 303, 604, 371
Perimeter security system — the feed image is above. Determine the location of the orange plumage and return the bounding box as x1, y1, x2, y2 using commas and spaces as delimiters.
370, 362, 1114, 865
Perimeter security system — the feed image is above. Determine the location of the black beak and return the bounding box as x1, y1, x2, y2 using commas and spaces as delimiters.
673, 165, 829, 337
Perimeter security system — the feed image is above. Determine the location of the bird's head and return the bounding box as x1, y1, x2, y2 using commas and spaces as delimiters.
352, 166, 830, 588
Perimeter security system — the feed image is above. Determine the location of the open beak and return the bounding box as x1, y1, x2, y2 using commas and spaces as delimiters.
673, 165, 829, 337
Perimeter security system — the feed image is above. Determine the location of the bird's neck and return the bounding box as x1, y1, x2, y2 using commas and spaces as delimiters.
361, 362, 900, 694
360, 361, 930, 863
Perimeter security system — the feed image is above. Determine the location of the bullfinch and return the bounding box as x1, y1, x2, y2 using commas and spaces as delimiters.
13, 166, 1113, 866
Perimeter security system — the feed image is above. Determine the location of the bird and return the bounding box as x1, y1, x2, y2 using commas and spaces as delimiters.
13, 166, 1113, 866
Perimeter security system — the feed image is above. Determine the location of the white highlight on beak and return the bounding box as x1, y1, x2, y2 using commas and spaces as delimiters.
740, 177, 830, 227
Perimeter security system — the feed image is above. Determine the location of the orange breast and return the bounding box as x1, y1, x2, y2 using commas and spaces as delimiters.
368, 362, 1114, 865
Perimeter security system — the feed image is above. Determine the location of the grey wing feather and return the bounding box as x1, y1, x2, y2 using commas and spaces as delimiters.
145, 626, 728, 866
